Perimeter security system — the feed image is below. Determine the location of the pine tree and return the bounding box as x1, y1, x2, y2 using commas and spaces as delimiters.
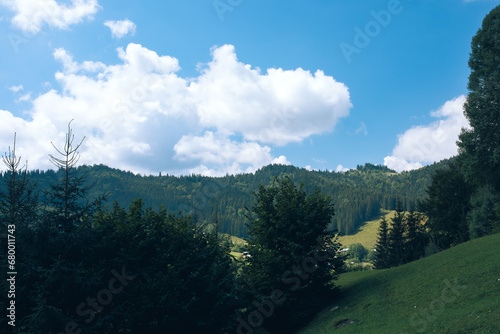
0, 134, 39, 331
45, 120, 102, 232
374, 215, 390, 269
388, 200, 405, 267
404, 209, 427, 263
0, 133, 38, 228
458, 5, 500, 236
458, 5, 500, 188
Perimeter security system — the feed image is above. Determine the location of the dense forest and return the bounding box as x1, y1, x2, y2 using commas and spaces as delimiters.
0, 160, 447, 237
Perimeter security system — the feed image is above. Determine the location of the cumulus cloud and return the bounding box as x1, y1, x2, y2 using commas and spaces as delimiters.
336, 164, 349, 173
192, 45, 352, 145
384, 95, 470, 172
272, 155, 291, 166
0, 0, 100, 33
174, 131, 279, 174
104, 19, 136, 38
0, 43, 351, 175
383, 156, 422, 173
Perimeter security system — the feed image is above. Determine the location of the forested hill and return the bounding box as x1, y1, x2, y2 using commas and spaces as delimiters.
11, 161, 448, 237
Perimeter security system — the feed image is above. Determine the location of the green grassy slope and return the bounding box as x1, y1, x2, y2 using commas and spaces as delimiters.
298, 233, 500, 334
338, 210, 395, 250
229, 235, 247, 259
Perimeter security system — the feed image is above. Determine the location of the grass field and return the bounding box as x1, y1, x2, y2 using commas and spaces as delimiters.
297, 233, 500, 333
228, 235, 247, 259
230, 235, 247, 246
337, 210, 395, 250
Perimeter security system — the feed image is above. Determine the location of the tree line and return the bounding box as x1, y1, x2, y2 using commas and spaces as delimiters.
1, 159, 444, 239
374, 202, 428, 269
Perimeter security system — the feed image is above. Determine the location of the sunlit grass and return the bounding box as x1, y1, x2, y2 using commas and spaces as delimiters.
337, 210, 395, 250
298, 233, 500, 333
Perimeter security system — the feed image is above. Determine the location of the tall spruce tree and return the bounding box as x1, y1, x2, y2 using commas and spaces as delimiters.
374, 215, 390, 269
45, 121, 100, 232
0, 134, 39, 331
404, 209, 427, 263
388, 200, 405, 267
458, 5, 500, 236
0, 134, 38, 228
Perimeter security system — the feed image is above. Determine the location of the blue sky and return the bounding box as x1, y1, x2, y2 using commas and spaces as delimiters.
0, 0, 499, 175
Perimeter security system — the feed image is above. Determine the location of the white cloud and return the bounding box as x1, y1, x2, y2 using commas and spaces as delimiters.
191, 45, 352, 146
336, 164, 349, 173
384, 95, 470, 172
104, 19, 136, 38
272, 155, 291, 166
0, 43, 352, 175
9, 85, 23, 92
18, 93, 31, 102
383, 156, 422, 173
0, 0, 100, 33
174, 131, 277, 174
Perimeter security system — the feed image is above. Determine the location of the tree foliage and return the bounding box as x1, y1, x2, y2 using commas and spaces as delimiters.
457, 5, 500, 237
347, 243, 368, 262
5, 161, 445, 238
422, 6, 500, 248
44, 121, 98, 232
374, 205, 428, 269
0, 133, 38, 228
238, 177, 343, 332
420, 160, 471, 249
374, 215, 390, 269
388, 200, 406, 267
458, 5, 500, 190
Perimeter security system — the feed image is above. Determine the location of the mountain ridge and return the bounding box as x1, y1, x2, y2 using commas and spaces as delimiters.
1, 159, 451, 237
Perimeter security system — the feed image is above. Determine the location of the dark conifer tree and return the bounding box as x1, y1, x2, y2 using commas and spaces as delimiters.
0, 134, 40, 330
45, 120, 102, 232
388, 200, 405, 267
404, 209, 427, 263
420, 160, 471, 249
0, 133, 38, 228
374, 215, 390, 269
458, 5, 500, 236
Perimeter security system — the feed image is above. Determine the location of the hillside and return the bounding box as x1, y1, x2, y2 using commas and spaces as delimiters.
2, 160, 449, 237
338, 210, 395, 250
298, 233, 500, 333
